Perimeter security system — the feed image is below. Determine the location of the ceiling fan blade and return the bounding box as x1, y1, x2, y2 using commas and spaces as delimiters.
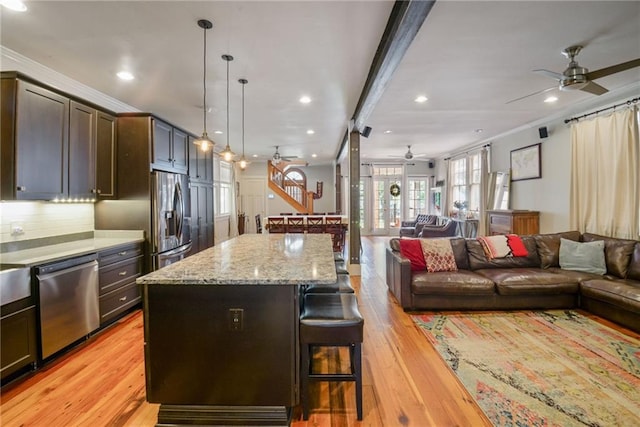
587, 58, 640, 80
505, 86, 556, 104
533, 69, 564, 80
580, 81, 608, 95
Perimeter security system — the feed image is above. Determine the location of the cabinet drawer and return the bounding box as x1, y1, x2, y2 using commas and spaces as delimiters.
98, 243, 143, 266
99, 256, 142, 295
99, 282, 141, 325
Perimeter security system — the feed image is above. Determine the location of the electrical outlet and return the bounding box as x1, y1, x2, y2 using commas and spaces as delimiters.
229, 308, 244, 331
10, 222, 25, 236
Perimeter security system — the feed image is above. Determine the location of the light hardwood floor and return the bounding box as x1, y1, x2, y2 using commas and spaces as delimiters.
0, 236, 490, 426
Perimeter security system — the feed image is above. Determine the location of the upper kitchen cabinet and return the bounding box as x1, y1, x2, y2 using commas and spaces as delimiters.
1, 73, 118, 201
188, 135, 214, 183
1, 77, 69, 200
118, 114, 189, 176
151, 118, 188, 174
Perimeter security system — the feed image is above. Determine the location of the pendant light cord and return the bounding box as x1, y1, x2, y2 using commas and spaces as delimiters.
226, 57, 230, 148
202, 26, 207, 134
242, 81, 245, 155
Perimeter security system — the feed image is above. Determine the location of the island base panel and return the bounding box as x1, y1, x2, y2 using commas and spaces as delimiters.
144, 284, 299, 407
156, 404, 291, 426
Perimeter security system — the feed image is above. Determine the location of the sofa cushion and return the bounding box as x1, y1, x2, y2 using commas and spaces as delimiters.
411, 270, 495, 295
420, 239, 457, 273
559, 238, 606, 275
467, 236, 540, 270
582, 233, 637, 279
534, 231, 581, 269
398, 238, 426, 271
450, 238, 470, 270
581, 278, 640, 313
547, 267, 605, 283
474, 268, 580, 295
628, 243, 640, 281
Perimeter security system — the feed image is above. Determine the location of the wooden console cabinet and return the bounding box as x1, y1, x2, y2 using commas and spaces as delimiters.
487, 210, 539, 235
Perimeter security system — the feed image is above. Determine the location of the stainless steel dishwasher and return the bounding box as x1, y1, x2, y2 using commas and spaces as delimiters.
35, 253, 99, 359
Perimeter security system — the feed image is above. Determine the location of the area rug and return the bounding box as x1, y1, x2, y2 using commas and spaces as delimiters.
411, 310, 640, 427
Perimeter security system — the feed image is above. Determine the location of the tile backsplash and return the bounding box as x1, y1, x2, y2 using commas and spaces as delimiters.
0, 202, 94, 243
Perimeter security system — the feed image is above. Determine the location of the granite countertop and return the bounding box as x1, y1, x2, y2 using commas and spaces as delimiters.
0, 230, 145, 267
137, 233, 337, 286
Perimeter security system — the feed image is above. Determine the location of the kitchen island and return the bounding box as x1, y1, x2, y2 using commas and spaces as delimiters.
137, 233, 337, 426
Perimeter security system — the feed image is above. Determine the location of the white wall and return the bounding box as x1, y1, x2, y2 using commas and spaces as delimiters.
0, 202, 94, 242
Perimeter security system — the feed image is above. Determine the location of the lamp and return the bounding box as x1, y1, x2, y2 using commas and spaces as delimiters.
238, 78, 249, 170
193, 19, 214, 152
219, 54, 236, 162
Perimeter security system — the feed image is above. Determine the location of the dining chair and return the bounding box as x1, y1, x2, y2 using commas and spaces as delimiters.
255, 214, 262, 234
286, 216, 305, 233
306, 216, 325, 234
267, 216, 286, 233
325, 216, 345, 253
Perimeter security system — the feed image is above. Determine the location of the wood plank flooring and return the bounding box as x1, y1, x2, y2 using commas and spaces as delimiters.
0, 236, 490, 426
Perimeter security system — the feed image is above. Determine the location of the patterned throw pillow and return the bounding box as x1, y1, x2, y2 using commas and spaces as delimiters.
419, 238, 458, 273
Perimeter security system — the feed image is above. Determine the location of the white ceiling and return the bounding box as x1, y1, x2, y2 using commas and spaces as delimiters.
1, 1, 639, 165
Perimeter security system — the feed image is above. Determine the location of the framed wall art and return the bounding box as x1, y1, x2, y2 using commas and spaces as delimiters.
510, 143, 541, 181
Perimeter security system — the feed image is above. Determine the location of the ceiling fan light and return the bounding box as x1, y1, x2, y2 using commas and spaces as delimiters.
559, 76, 588, 91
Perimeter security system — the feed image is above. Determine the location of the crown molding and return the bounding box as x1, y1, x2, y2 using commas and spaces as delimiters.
0, 46, 139, 113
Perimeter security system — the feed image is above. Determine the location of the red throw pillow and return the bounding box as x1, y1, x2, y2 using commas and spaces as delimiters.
399, 238, 426, 271
507, 234, 529, 257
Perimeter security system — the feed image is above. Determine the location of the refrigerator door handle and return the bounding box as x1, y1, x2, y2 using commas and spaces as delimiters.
174, 181, 184, 241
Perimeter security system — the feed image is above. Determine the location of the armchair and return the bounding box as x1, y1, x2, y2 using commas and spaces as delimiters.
418, 218, 458, 238
399, 214, 437, 237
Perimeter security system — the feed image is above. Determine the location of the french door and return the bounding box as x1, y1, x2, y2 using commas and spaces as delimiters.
372, 177, 402, 235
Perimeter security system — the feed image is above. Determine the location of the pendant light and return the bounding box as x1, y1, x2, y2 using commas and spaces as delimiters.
219, 54, 236, 162
193, 19, 214, 152
238, 78, 249, 170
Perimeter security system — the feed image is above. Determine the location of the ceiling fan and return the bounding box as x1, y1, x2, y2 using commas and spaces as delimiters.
271, 145, 299, 165
507, 45, 640, 104
390, 145, 427, 161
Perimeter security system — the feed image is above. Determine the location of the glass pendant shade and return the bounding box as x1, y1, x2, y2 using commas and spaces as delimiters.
194, 19, 214, 152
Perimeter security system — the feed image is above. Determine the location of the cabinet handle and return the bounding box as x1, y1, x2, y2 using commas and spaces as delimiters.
118, 271, 128, 276
97, 189, 102, 194
118, 251, 127, 256
119, 296, 128, 302
16, 186, 26, 191
91, 189, 97, 194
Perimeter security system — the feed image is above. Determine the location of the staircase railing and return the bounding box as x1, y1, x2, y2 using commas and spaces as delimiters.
267, 162, 314, 213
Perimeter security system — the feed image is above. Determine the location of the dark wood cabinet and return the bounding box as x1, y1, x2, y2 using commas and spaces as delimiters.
190, 183, 214, 254
487, 210, 540, 235
188, 135, 214, 183
97, 242, 143, 326
96, 111, 117, 198
1, 73, 118, 201
69, 100, 96, 199
152, 118, 188, 174
1, 306, 37, 383
1, 78, 69, 200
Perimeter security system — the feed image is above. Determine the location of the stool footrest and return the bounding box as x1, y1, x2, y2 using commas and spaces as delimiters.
308, 373, 356, 381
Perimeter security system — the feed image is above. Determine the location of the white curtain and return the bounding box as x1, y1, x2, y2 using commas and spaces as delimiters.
570, 107, 639, 239
443, 158, 451, 218
478, 146, 490, 236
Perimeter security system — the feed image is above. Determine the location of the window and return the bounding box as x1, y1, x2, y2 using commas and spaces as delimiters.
449, 152, 481, 216
215, 160, 232, 216
407, 178, 428, 218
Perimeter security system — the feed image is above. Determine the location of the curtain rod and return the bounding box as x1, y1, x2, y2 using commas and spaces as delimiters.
564, 97, 639, 124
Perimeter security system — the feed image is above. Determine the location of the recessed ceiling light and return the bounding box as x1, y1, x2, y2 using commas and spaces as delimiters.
252, 154, 258, 158
0, 0, 27, 11
116, 71, 134, 81
384, 130, 392, 134
544, 96, 558, 103
475, 128, 484, 133
214, 130, 223, 134
312, 153, 317, 158
414, 95, 428, 103
306, 129, 315, 135
299, 95, 311, 104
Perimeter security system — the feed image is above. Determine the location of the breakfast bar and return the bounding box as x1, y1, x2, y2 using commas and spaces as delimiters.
137, 233, 337, 426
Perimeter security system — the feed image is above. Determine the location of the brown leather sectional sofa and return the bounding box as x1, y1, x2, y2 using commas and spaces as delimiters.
385, 231, 640, 333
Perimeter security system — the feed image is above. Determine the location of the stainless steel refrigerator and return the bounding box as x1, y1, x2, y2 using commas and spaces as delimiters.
152, 171, 191, 270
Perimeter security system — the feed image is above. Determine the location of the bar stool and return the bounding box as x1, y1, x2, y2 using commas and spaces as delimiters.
300, 293, 364, 421
304, 274, 354, 294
